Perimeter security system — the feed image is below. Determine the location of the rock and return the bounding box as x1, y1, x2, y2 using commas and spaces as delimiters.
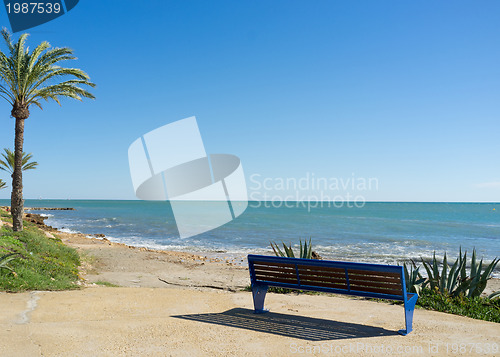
23, 213, 47, 226
25, 207, 75, 211
311, 251, 322, 260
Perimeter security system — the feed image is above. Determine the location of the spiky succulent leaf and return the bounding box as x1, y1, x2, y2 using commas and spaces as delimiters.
447, 257, 459, 293
471, 249, 477, 278
282, 242, 295, 258
489, 291, 500, 300
439, 253, 448, 293
432, 252, 439, 282
403, 262, 426, 296
459, 248, 467, 282
270, 241, 285, 257
421, 257, 436, 290
0, 253, 19, 271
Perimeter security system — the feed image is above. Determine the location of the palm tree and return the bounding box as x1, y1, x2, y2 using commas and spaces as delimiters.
0, 29, 95, 231
0, 179, 6, 190
0, 148, 38, 175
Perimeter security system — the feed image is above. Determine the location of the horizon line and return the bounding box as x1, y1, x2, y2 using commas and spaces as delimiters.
0, 198, 498, 204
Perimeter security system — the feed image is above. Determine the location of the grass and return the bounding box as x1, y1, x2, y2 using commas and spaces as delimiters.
417, 288, 500, 323
0, 210, 81, 292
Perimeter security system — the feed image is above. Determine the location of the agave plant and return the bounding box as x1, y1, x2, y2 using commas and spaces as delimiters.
0, 253, 19, 272
270, 238, 313, 259
421, 251, 467, 296
421, 248, 499, 298
403, 260, 426, 296
466, 248, 499, 298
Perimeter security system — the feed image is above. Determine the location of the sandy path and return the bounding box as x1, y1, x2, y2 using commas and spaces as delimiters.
56, 230, 250, 291
1, 287, 499, 357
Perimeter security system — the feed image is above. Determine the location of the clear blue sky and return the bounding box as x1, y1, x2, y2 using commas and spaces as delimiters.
0, 1, 498, 202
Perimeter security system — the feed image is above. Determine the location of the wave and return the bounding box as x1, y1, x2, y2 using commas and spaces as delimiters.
39, 213, 54, 218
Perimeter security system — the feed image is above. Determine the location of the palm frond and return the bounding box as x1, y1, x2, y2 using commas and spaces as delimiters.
1, 28, 15, 54
0, 148, 38, 174
0, 29, 95, 107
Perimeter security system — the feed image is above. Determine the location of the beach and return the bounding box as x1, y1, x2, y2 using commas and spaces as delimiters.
0, 212, 499, 356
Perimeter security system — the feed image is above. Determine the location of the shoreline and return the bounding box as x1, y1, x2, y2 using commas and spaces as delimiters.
16, 210, 500, 295
2, 200, 497, 274
9, 200, 498, 260
2, 206, 499, 294
27, 211, 251, 290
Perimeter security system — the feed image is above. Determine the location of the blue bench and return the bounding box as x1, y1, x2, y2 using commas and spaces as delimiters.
247, 254, 418, 335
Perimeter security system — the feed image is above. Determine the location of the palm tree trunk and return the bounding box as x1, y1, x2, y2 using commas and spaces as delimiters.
11, 117, 25, 232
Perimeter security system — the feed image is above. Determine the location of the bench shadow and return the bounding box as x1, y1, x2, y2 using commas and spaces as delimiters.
172, 308, 397, 341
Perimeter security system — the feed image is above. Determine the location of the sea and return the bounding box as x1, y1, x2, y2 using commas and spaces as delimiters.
2, 200, 499, 270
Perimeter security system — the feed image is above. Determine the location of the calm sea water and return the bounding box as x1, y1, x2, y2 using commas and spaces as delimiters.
2, 200, 499, 268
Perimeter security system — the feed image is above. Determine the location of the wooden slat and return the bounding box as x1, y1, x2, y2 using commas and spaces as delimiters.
298, 267, 345, 275
299, 271, 346, 281
254, 270, 296, 280
349, 285, 403, 296
349, 280, 402, 292
299, 281, 348, 290
253, 265, 296, 275
349, 280, 401, 291
349, 274, 401, 285
349, 275, 401, 286
297, 265, 345, 274
253, 262, 296, 269
349, 283, 402, 294
298, 266, 346, 282
255, 275, 298, 284
347, 274, 401, 285
348, 269, 401, 279
297, 274, 347, 285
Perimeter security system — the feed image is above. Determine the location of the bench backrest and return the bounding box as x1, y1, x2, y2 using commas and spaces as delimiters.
248, 254, 407, 301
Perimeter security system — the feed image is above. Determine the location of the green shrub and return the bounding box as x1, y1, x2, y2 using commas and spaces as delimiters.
0, 220, 81, 292
417, 288, 500, 323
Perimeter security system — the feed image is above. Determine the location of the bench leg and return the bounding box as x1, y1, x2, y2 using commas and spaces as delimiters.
252, 284, 269, 313
399, 293, 418, 335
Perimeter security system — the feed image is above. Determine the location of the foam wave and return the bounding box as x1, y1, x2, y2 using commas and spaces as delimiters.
58, 227, 81, 234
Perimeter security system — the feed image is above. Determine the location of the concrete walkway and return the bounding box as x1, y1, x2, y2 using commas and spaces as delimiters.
1, 287, 499, 356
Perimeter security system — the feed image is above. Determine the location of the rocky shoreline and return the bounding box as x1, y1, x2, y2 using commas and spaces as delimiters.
25, 207, 75, 210
3, 207, 499, 295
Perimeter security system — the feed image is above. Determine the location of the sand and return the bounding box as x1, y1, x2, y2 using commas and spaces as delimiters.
0, 215, 499, 356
